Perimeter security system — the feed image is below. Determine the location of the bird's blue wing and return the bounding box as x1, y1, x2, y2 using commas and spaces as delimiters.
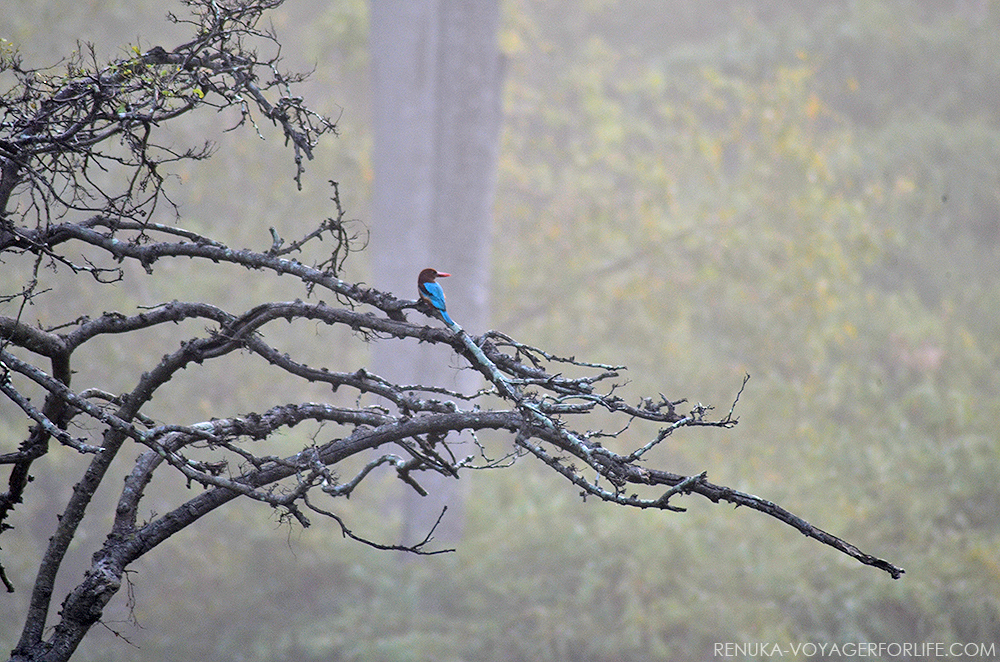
421, 282, 454, 324
421, 281, 447, 310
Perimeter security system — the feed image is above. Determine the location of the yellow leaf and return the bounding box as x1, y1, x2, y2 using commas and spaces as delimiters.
806, 93, 822, 120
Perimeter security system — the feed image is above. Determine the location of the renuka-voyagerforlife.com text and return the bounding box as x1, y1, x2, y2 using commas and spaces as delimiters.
714, 641, 998, 658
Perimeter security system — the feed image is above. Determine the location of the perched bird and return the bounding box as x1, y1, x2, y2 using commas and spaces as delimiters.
417, 268, 455, 326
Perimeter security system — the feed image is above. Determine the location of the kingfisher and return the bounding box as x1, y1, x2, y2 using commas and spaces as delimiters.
417, 268, 455, 326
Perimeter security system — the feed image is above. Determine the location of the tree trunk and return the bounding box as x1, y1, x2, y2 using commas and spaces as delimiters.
369, 0, 504, 543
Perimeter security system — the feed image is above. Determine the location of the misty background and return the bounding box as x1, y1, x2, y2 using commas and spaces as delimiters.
2, 0, 998, 660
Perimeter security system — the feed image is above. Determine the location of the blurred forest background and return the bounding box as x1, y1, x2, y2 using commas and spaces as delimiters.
3, 0, 999, 660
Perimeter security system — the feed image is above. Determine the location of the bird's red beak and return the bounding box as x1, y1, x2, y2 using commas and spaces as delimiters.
436, 271, 451, 278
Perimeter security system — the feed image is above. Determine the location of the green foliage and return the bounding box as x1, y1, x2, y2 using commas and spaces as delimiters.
489, 0, 1000, 657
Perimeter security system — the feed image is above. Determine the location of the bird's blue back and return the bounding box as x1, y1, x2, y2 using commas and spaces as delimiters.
420, 281, 454, 325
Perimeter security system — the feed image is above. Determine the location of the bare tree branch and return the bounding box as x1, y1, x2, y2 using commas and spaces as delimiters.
0, 1, 903, 660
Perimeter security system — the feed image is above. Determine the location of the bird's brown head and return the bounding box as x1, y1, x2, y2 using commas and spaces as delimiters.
418, 268, 450, 284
